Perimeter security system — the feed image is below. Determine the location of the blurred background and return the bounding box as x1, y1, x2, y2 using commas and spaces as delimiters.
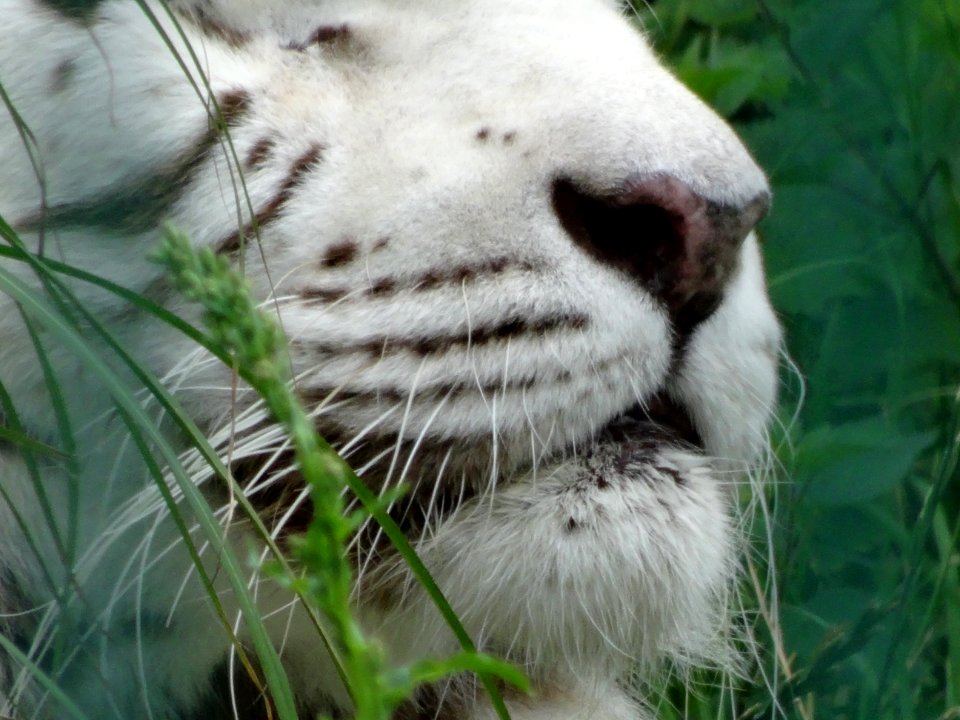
631, 1, 960, 718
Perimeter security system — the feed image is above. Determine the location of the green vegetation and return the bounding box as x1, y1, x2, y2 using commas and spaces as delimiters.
0, 215, 523, 720
2, 1, 957, 718
634, 0, 960, 717
154, 228, 525, 720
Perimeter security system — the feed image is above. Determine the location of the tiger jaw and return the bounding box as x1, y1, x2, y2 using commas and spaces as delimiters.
358, 408, 736, 686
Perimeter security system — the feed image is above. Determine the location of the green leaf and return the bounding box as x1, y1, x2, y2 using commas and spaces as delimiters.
685, 0, 757, 27
0, 424, 67, 458
798, 419, 936, 504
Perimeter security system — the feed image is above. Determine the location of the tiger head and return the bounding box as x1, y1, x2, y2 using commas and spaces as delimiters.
0, 1, 781, 718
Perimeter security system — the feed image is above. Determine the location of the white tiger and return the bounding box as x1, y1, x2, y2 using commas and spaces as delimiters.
0, 0, 782, 718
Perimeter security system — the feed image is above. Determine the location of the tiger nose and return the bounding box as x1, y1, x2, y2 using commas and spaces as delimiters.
552, 174, 770, 334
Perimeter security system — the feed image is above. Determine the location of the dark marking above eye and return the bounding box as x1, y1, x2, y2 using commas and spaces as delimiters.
475, 127, 491, 141
321, 239, 359, 268
502, 131, 517, 144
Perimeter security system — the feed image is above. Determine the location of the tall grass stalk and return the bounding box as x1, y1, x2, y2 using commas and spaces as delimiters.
153, 226, 526, 719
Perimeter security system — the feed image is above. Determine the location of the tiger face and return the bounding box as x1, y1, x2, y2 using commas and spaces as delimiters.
0, 1, 781, 718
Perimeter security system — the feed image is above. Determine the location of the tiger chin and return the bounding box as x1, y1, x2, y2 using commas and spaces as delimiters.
0, 0, 782, 718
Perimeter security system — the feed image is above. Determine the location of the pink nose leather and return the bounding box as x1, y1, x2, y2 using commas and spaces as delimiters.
552, 175, 770, 333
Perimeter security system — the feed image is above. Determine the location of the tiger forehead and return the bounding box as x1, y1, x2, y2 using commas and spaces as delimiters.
166, 0, 628, 31
166, 0, 649, 86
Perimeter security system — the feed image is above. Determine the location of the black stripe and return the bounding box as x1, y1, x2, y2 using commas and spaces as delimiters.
302, 312, 589, 358
299, 257, 537, 304
215, 144, 324, 254
297, 375, 542, 407
19, 90, 252, 234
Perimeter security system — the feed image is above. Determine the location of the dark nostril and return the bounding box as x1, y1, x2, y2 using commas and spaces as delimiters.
551, 174, 769, 334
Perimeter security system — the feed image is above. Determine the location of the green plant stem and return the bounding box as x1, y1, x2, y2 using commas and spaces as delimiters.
153, 225, 524, 719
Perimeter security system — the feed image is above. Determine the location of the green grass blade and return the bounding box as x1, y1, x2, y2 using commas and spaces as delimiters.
0, 634, 93, 720
0, 232, 518, 715
155, 226, 520, 718
0, 231, 351, 695
0, 265, 300, 720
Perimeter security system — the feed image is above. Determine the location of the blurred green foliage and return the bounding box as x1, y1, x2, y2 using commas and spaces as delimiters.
634, 0, 960, 718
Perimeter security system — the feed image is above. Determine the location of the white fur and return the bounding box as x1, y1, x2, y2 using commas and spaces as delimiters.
0, 1, 781, 718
